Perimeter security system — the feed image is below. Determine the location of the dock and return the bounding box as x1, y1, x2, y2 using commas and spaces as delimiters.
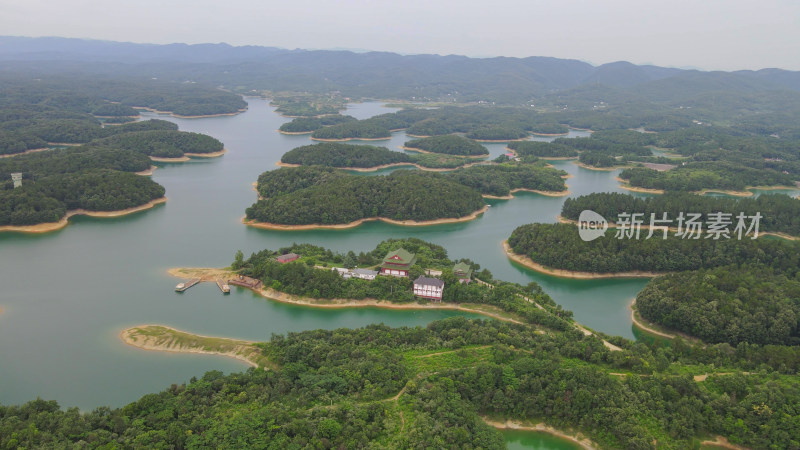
216, 279, 230, 294
175, 278, 202, 292
228, 275, 263, 290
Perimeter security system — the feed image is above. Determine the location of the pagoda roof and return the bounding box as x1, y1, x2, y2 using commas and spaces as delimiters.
382, 248, 416, 265
453, 262, 472, 275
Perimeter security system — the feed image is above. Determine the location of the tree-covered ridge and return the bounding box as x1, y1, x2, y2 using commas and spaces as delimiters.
507, 141, 579, 158
94, 130, 224, 158
4, 313, 800, 448
280, 143, 413, 168
404, 135, 489, 156
446, 163, 568, 196
246, 169, 486, 225
636, 265, 800, 346
278, 115, 357, 132
562, 192, 800, 236
91, 103, 139, 117
507, 223, 800, 274
0, 73, 247, 117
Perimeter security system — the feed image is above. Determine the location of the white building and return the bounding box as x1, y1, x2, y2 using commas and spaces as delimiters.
352, 269, 378, 280
413, 276, 444, 301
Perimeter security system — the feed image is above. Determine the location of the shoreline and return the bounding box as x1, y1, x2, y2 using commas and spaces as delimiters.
119, 325, 262, 368
149, 148, 227, 162
277, 130, 313, 135
400, 146, 489, 159
502, 240, 662, 279
243, 204, 490, 230
275, 160, 487, 172
0, 197, 167, 234
0, 147, 53, 158
135, 165, 158, 176
483, 418, 595, 449
574, 162, 628, 171
135, 106, 247, 118
530, 131, 569, 137
482, 188, 569, 199
615, 177, 666, 194
628, 298, 676, 339
166, 267, 521, 324
472, 137, 529, 143
311, 136, 391, 142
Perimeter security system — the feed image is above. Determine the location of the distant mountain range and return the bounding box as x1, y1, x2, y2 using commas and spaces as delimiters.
2, 36, 799, 104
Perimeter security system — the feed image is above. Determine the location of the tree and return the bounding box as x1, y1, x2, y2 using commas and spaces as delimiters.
232, 250, 244, 269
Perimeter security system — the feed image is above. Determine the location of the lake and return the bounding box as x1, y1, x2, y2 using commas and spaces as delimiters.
0, 98, 651, 417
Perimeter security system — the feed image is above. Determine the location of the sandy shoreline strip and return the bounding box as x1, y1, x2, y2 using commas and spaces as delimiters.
0, 147, 54, 158
166, 267, 521, 324
120, 325, 262, 368
629, 298, 676, 339
275, 160, 488, 172
0, 197, 166, 234
135, 165, 158, 176
400, 146, 490, 159
483, 188, 569, 199
277, 130, 313, 135
243, 204, 490, 230
502, 240, 661, 279
185, 149, 227, 158
483, 418, 595, 449
311, 136, 391, 142
574, 162, 629, 171
135, 106, 247, 118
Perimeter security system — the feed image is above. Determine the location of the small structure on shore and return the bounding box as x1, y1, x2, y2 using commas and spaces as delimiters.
276, 253, 300, 263
11, 173, 22, 189
380, 248, 416, 277
453, 262, 473, 284
228, 275, 263, 290
413, 276, 444, 301
352, 268, 378, 280
216, 279, 230, 294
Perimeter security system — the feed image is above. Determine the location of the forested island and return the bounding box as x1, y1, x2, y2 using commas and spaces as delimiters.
0, 145, 166, 229
5, 238, 800, 448
0, 86, 227, 229
245, 168, 487, 227
403, 135, 489, 156
507, 141, 579, 159
245, 164, 567, 227
278, 115, 357, 133
506, 222, 800, 275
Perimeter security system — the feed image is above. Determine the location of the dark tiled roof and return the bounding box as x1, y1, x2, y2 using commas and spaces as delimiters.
413, 276, 444, 288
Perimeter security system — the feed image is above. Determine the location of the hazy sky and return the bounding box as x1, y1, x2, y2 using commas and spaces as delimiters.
1, 0, 798, 71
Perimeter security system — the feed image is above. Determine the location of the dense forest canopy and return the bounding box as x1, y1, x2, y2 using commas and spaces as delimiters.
94, 130, 224, 158
562, 192, 800, 236
280, 143, 413, 168
636, 265, 800, 346
507, 222, 800, 274
278, 115, 357, 132
246, 169, 486, 225
403, 135, 489, 156
246, 163, 567, 225
3, 314, 800, 448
